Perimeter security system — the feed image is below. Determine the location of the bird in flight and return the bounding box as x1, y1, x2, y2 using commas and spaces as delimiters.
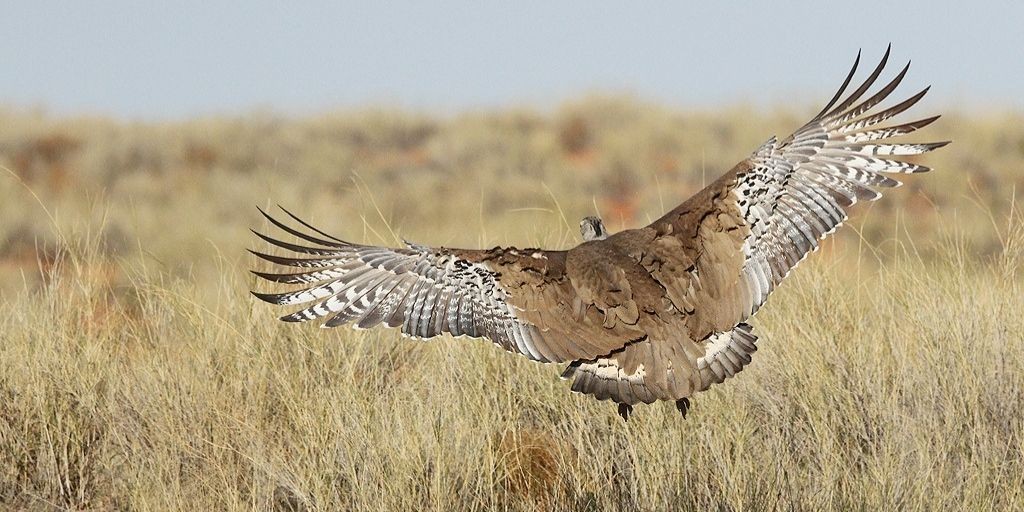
251, 47, 947, 421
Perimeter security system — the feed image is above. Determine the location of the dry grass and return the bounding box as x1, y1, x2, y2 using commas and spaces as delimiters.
0, 99, 1022, 510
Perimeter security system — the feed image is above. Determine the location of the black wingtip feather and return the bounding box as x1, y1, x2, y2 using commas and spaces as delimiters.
250, 269, 312, 284
825, 46, 893, 119
248, 249, 321, 267
257, 206, 352, 249
251, 228, 348, 255
250, 290, 281, 304
815, 49, 862, 120
277, 205, 349, 245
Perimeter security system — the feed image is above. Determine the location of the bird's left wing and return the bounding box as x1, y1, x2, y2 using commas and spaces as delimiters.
250, 207, 636, 363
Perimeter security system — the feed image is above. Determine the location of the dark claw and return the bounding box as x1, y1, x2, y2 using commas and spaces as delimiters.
617, 403, 633, 422
675, 398, 690, 419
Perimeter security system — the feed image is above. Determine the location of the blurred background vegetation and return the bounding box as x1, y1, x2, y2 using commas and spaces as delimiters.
1, 99, 1022, 510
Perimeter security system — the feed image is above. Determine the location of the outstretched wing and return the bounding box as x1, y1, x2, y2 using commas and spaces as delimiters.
730, 46, 948, 320
250, 207, 637, 363
651, 46, 946, 331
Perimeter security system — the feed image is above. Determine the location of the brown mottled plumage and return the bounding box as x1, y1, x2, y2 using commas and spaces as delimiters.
251, 46, 948, 420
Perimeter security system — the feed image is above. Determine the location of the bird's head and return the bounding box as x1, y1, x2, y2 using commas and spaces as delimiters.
580, 216, 608, 241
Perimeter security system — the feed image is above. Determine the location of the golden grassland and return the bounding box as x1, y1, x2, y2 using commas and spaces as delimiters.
0, 98, 1022, 510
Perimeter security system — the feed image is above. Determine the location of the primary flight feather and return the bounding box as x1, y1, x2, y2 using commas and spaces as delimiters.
251, 47, 948, 420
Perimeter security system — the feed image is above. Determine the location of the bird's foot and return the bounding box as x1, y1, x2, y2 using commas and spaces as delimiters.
675, 398, 690, 419
617, 403, 633, 422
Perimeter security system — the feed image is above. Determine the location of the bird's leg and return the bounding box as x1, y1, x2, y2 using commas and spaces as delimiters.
675, 398, 690, 419
617, 403, 633, 422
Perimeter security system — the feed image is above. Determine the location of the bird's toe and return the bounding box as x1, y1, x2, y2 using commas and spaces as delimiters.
675, 398, 690, 419
617, 403, 633, 422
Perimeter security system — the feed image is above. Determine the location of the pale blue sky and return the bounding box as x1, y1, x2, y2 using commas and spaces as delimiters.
2, 1, 1021, 119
